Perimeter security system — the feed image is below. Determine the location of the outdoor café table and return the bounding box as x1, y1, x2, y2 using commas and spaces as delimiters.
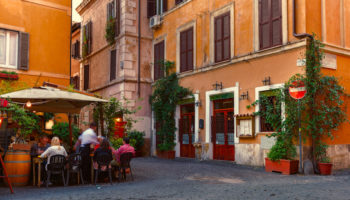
32, 157, 43, 187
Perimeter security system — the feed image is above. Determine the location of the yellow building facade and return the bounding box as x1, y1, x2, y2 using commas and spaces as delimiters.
151, 0, 350, 169
0, 0, 71, 88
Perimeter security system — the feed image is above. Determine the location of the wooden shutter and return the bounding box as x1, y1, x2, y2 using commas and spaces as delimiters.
115, 0, 121, 36
163, 0, 168, 12
76, 41, 80, 58
73, 76, 79, 90
84, 65, 89, 91
259, 0, 281, 49
71, 42, 76, 58
107, 2, 111, 20
214, 12, 230, 63
180, 27, 193, 72
154, 41, 164, 80
110, 49, 117, 81
87, 21, 92, 54
18, 32, 29, 70
147, 0, 156, 18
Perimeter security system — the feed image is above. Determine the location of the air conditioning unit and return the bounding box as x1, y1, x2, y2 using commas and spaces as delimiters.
149, 15, 162, 29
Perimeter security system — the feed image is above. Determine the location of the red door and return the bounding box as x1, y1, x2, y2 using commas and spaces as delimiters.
179, 104, 195, 158
212, 99, 235, 161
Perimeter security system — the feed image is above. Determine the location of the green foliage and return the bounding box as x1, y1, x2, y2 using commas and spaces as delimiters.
82, 26, 88, 58
267, 137, 296, 161
52, 122, 80, 145
150, 61, 192, 151
43, 112, 54, 122
105, 17, 116, 45
0, 80, 29, 95
127, 130, 145, 151
109, 137, 136, 150
93, 97, 141, 139
0, 71, 17, 75
0, 102, 40, 142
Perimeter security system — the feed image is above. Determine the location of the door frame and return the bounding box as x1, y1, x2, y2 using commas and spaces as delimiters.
179, 104, 195, 158
205, 84, 239, 159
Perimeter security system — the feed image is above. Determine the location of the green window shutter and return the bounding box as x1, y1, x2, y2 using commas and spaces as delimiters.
210, 93, 234, 101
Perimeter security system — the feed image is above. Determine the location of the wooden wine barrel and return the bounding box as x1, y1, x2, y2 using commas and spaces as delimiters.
4, 150, 31, 186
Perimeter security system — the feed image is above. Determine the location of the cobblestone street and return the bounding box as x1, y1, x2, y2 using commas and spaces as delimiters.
1, 157, 350, 200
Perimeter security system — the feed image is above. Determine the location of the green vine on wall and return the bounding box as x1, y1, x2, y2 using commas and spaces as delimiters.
82, 26, 88, 58
150, 61, 192, 151
105, 17, 116, 45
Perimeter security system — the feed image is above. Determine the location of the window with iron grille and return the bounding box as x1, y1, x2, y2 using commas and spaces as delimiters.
154, 41, 164, 80
214, 12, 230, 63
259, 0, 282, 50
180, 27, 193, 73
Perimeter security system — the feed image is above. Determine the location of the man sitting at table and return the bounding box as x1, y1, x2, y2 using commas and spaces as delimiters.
114, 137, 135, 163
30, 135, 50, 157
80, 122, 99, 183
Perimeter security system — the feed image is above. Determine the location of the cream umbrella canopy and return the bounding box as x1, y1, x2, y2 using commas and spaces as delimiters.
0, 86, 108, 148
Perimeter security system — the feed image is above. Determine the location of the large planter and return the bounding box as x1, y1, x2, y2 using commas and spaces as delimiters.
4, 150, 31, 186
157, 150, 175, 159
265, 158, 299, 175
318, 163, 332, 175
0, 73, 19, 80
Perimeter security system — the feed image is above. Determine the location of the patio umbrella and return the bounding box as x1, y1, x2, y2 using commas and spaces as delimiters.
0, 86, 108, 148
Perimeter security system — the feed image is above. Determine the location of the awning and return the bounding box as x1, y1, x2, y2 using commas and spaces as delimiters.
0, 86, 107, 113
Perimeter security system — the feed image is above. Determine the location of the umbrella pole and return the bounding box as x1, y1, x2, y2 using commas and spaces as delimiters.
68, 113, 73, 151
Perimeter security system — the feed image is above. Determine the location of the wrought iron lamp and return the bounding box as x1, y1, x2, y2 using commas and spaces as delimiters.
240, 91, 249, 100
262, 76, 271, 85
212, 81, 223, 90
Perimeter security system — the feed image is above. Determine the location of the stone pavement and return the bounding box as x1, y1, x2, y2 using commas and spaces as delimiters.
1, 157, 350, 200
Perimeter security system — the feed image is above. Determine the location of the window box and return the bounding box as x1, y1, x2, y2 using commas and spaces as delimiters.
0, 72, 18, 80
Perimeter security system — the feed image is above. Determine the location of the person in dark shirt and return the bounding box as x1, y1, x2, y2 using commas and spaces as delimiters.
30, 135, 50, 157
93, 139, 113, 171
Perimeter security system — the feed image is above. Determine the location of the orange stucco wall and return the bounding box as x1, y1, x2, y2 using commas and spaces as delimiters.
0, 0, 71, 87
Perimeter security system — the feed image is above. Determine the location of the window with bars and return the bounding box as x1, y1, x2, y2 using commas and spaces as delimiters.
259, 0, 282, 50
154, 41, 164, 80
83, 65, 89, 91
214, 12, 230, 63
110, 49, 117, 81
259, 90, 281, 132
180, 27, 193, 73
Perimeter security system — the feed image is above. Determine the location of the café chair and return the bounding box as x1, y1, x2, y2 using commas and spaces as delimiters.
94, 154, 113, 185
119, 152, 134, 181
66, 153, 84, 186
46, 155, 66, 188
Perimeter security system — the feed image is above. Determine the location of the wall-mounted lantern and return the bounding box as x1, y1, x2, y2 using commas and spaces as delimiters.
212, 81, 223, 91
240, 91, 249, 100
195, 100, 202, 107
262, 76, 271, 86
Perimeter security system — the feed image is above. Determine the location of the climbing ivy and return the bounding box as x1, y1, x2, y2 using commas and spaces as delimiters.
150, 61, 192, 151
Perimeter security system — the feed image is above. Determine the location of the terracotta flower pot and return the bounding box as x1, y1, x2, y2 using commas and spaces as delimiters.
318, 163, 332, 175
265, 158, 299, 175
157, 150, 175, 159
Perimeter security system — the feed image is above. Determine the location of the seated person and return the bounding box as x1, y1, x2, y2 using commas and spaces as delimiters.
114, 137, 135, 164
40, 137, 68, 171
93, 139, 113, 171
30, 135, 50, 157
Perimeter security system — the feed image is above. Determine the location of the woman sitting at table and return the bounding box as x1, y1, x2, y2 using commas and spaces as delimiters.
93, 139, 113, 171
40, 137, 68, 170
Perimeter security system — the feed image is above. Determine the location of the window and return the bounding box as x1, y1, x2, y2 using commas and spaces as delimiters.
154, 41, 164, 80
175, 0, 184, 5
259, 90, 281, 132
147, 0, 167, 18
107, 0, 121, 37
83, 65, 89, 91
214, 12, 230, 63
72, 40, 80, 59
180, 27, 193, 73
72, 75, 80, 90
0, 29, 18, 68
110, 49, 117, 81
83, 22, 92, 55
259, 0, 282, 50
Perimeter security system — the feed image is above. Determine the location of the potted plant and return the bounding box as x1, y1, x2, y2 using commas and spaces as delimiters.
316, 143, 333, 175
127, 130, 145, 157
150, 60, 191, 159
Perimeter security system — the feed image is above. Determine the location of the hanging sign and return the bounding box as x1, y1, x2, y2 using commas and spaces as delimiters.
289, 80, 307, 100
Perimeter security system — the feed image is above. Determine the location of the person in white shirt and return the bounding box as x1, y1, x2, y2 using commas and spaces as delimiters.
80, 122, 98, 182
40, 137, 68, 170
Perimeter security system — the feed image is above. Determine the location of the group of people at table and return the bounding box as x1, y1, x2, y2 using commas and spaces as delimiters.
30, 122, 135, 185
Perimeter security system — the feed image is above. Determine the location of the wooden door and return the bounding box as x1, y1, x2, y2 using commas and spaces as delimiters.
179, 104, 195, 158
212, 99, 235, 161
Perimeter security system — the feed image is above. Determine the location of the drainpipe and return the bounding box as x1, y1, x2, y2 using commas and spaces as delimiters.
69, 0, 73, 85
137, 0, 141, 97
293, 0, 313, 40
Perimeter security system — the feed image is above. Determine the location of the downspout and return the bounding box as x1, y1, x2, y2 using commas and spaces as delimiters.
137, 0, 141, 97
69, 0, 73, 85
293, 0, 313, 40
